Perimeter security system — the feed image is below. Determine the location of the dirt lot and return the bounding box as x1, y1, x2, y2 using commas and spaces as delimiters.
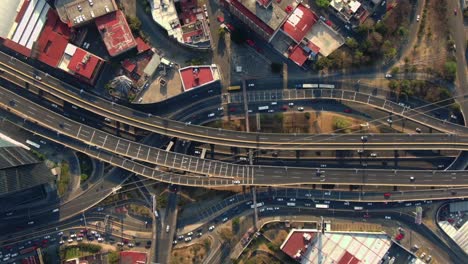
398, 0, 451, 74
171, 243, 208, 264
209, 111, 380, 134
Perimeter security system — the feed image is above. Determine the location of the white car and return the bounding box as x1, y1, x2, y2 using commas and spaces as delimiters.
232, 180, 241, 184
222, 217, 228, 222
385, 216, 392, 220
77, 237, 83, 241
67, 239, 74, 243
59, 240, 64, 245
248, 83, 255, 87
208, 113, 215, 117
217, 107, 224, 111
173, 240, 178, 245
57, 232, 63, 236
370, 153, 377, 157
297, 107, 304, 111
416, 15, 420, 21
11, 253, 18, 258
184, 237, 192, 242
268, 109, 274, 113
208, 225, 215, 231
34, 75, 42, 81
385, 74, 392, 78
44, 235, 50, 239
288, 102, 294, 106
187, 232, 193, 236
97, 237, 104, 242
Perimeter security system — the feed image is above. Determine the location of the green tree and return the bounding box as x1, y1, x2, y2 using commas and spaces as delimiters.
391, 67, 399, 75
444, 61, 457, 80
316, 0, 331, 8
345, 37, 359, 49
108, 251, 120, 264
304, 112, 311, 120
232, 217, 240, 231
315, 57, 332, 70
388, 80, 399, 91
80, 174, 89, 183
333, 117, 351, 133
374, 21, 387, 35
384, 47, 397, 60
397, 26, 408, 37
218, 27, 226, 38
127, 16, 142, 33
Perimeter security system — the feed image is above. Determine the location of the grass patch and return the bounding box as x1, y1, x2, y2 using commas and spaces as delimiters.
57, 160, 70, 196
60, 243, 102, 260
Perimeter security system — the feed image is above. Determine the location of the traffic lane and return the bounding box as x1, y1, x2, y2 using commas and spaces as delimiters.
5, 88, 468, 187
1, 57, 466, 149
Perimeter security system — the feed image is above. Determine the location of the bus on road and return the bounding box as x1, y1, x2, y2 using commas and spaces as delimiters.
316, 204, 329, 209
228, 85, 241, 92
258, 106, 269, 111
26, 140, 40, 149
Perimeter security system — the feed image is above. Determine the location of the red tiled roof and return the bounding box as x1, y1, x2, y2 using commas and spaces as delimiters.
119, 251, 147, 264
36, 9, 71, 67
337, 251, 360, 264
288, 45, 309, 66
307, 41, 320, 54
282, 4, 317, 42
281, 231, 316, 260
182, 29, 203, 43
3, 39, 31, 57
95, 10, 137, 57
15, 0, 31, 23
122, 59, 136, 72
67, 48, 101, 80
229, 0, 274, 36
135, 37, 151, 54
180, 66, 214, 91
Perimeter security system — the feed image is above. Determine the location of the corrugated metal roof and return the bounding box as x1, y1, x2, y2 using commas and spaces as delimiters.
143, 53, 161, 76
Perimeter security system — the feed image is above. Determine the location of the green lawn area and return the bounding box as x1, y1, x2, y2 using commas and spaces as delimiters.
57, 161, 70, 196
76, 152, 93, 184
61, 244, 102, 260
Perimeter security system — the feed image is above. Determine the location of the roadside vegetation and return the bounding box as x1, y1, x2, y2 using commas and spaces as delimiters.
171, 243, 208, 264
60, 244, 102, 260
57, 160, 70, 196
399, 0, 454, 80
316, 1, 412, 71
76, 152, 93, 184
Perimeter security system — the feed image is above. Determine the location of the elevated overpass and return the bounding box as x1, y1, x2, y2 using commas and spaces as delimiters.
3, 86, 468, 187
0, 51, 467, 151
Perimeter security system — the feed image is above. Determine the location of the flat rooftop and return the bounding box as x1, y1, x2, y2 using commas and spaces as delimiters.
67, 45, 102, 79
55, 0, 117, 27
305, 21, 344, 57
281, 229, 392, 264
233, 0, 298, 32
179, 65, 220, 91
95, 10, 137, 57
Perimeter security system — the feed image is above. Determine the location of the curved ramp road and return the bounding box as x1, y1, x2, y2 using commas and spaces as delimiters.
0, 51, 466, 150
3, 87, 468, 187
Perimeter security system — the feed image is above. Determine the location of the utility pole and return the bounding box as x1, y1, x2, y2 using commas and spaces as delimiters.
243, 77, 258, 230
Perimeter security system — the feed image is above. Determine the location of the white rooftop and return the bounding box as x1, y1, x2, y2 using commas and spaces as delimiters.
150, 0, 183, 43
0, 0, 22, 39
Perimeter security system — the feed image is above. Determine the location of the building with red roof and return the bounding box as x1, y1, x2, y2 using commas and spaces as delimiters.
179, 65, 220, 91
57, 43, 104, 84
280, 229, 392, 264
35, 9, 71, 67
222, 2, 343, 67
95, 10, 137, 57
281, 4, 317, 43
119, 251, 147, 264
135, 37, 151, 54
222, 0, 297, 40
